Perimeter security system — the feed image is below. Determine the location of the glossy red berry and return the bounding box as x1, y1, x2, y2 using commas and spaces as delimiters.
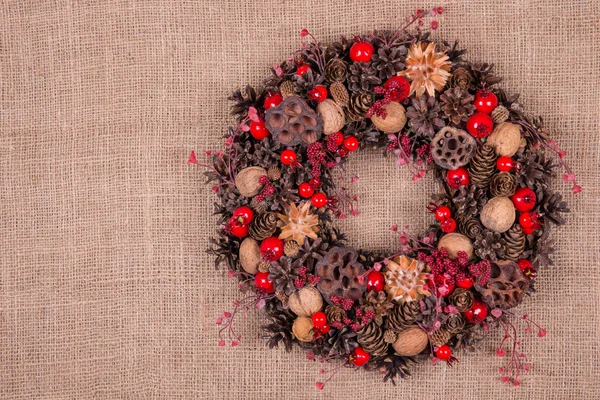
337, 148, 349, 157
228, 217, 249, 238
280, 149, 297, 165
434, 274, 455, 297
308, 85, 328, 102
440, 217, 457, 233
366, 270, 385, 292
309, 178, 322, 189
473, 90, 499, 114
456, 276, 474, 289
519, 212, 541, 234
517, 259, 532, 270
254, 272, 275, 293
464, 299, 489, 323
434, 206, 452, 221
263, 92, 283, 110
331, 131, 344, 145
260, 237, 284, 261
349, 347, 370, 366
435, 344, 452, 361
296, 64, 311, 76
311, 311, 327, 329
496, 156, 515, 172
349, 41, 375, 63
343, 136, 359, 152
466, 112, 494, 138
446, 167, 470, 189
232, 206, 254, 225
384, 76, 410, 102
319, 323, 331, 334
517, 259, 537, 280
298, 182, 315, 198
511, 187, 537, 213
311, 192, 328, 208
249, 119, 270, 140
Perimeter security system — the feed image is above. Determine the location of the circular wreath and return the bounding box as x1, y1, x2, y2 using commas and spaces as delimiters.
203, 9, 578, 388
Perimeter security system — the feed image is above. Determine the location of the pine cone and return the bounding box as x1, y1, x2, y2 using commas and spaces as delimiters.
537, 190, 569, 226
491, 105, 509, 123
490, 172, 517, 197
449, 288, 474, 312
386, 301, 421, 333
324, 58, 347, 83
363, 290, 394, 326
279, 80, 296, 98
449, 67, 472, 90
292, 68, 324, 96
357, 322, 389, 357
454, 325, 486, 352
468, 144, 497, 188
314, 247, 366, 303
439, 87, 475, 126
346, 92, 374, 122
249, 212, 278, 241
329, 81, 349, 107
475, 260, 529, 309
406, 95, 445, 138
346, 62, 381, 93
429, 328, 452, 346
445, 313, 466, 334
458, 216, 485, 240
325, 304, 346, 324
250, 197, 269, 213
467, 62, 502, 88
269, 257, 300, 296
514, 150, 556, 191
258, 261, 271, 273
452, 186, 487, 217
474, 229, 506, 261
503, 224, 526, 261
370, 45, 406, 80
383, 330, 397, 344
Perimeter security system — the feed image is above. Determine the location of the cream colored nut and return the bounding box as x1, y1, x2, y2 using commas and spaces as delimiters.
486, 122, 521, 157
316, 99, 345, 135
480, 196, 516, 233
392, 326, 429, 356
370, 102, 407, 133
235, 166, 267, 197
239, 238, 261, 274
288, 286, 323, 317
292, 316, 314, 342
437, 232, 474, 260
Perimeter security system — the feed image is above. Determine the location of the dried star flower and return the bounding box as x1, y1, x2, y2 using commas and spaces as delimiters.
278, 202, 319, 246
398, 42, 451, 98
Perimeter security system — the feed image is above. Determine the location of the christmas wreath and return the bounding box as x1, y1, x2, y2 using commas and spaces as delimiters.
200, 7, 579, 388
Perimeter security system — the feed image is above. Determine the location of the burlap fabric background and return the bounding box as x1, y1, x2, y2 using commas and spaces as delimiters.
1, 0, 599, 399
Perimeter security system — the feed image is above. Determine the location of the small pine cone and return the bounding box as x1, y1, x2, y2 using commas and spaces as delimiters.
491, 105, 509, 123
357, 322, 389, 357
250, 197, 269, 214
449, 288, 474, 312
249, 212, 278, 241
445, 314, 466, 334
346, 93, 374, 122
329, 81, 349, 106
449, 67, 472, 90
468, 144, 497, 188
386, 301, 421, 333
275, 290, 289, 306
383, 330, 397, 344
258, 261, 271, 273
279, 80, 295, 98
429, 327, 452, 346
458, 216, 485, 240
503, 224, 526, 261
325, 304, 346, 324
490, 172, 517, 197
283, 240, 301, 258
267, 167, 281, 181
324, 58, 347, 83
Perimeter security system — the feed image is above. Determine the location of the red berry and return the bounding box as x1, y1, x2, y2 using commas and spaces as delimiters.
311, 192, 328, 208
511, 187, 537, 213
343, 136, 359, 152
337, 148, 349, 157
319, 323, 331, 334
434, 206, 452, 221
366, 270, 385, 292
311, 311, 327, 329
349, 347, 370, 366
228, 217, 249, 238
435, 345, 452, 361
280, 149, 297, 165
232, 206, 254, 225
349, 41, 375, 63
464, 299, 489, 323
440, 217, 457, 233
517, 259, 532, 270
456, 276, 474, 289
309, 178, 322, 188
254, 271, 275, 293
434, 274, 455, 297
496, 156, 514, 172
384, 76, 410, 102
331, 131, 344, 145
308, 85, 328, 102
296, 64, 311, 76
473, 90, 499, 114
298, 182, 315, 198
446, 167, 470, 189
249, 119, 270, 140
466, 112, 494, 138
263, 92, 283, 110
519, 212, 535, 229
260, 237, 284, 261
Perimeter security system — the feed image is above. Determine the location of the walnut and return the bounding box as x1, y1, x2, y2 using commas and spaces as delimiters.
370, 102, 407, 133
392, 326, 428, 356
480, 197, 516, 233
235, 166, 266, 197
288, 286, 323, 317
486, 122, 521, 157
437, 233, 474, 260
239, 238, 261, 274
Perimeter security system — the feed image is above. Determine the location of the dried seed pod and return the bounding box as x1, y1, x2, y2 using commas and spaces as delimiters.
490, 172, 517, 197
431, 127, 477, 169
503, 224, 526, 261
486, 122, 521, 157
292, 316, 314, 342
429, 328, 452, 346
279, 80, 296, 98
392, 326, 428, 356
371, 102, 407, 133
475, 260, 530, 309
437, 233, 474, 260
329, 81, 349, 106
288, 286, 323, 317
283, 240, 300, 257
490, 105, 509, 123
265, 96, 323, 145
239, 238, 261, 274
468, 144, 497, 188
316, 99, 345, 134
480, 196, 516, 233
235, 166, 267, 197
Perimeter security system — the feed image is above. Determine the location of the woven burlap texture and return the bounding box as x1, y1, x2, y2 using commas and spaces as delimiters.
1, 1, 598, 399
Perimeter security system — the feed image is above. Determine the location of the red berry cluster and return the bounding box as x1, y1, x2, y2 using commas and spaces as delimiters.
466, 90, 498, 138
434, 205, 456, 233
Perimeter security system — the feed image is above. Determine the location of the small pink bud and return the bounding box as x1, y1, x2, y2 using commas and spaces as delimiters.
273, 65, 283, 77
319, 368, 325, 374
238, 123, 250, 132
215, 317, 223, 325
356, 275, 365, 285
572, 184, 582, 194
500, 376, 510, 383
218, 340, 226, 347
538, 329, 547, 337
430, 20, 439, 30
496, 348, 506, 357
223, 312, 231, 318
247, 107, 260, 123
228, 270, 234, 279
513, 380, 521, 386
315, 382, 325, 390
231, 341, 239, 347
524, 327, 532, 333
491, 308, 503, 318
187, 150, 197, 164
300, 28, 309, 38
